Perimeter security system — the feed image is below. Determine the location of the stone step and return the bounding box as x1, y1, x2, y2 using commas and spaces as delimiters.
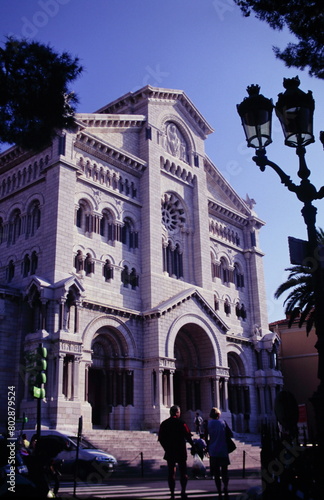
83, 429, 261, 475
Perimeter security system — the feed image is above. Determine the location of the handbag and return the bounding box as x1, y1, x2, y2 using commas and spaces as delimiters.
225, 422, 236, 454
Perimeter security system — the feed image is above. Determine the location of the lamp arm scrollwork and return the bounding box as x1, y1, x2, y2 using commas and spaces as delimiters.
252, 149, 298, 194
316, 186, 324, 200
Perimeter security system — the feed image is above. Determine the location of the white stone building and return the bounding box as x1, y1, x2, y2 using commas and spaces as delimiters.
0, 86, 283, 434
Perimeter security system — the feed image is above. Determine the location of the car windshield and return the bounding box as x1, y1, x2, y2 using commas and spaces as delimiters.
67, 437, 96, 449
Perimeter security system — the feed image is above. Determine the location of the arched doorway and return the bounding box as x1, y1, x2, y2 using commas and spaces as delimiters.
173, 323, 217, 426
228, 352, 250, 433
88, 327, 134, 429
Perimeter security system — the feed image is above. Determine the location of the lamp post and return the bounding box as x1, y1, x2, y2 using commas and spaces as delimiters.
237, 76, 324, 445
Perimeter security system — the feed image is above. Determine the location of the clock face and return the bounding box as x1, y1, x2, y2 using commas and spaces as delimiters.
161, 193, 186, 232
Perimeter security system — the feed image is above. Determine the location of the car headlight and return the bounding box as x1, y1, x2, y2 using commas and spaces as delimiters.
95, 456, 112, 462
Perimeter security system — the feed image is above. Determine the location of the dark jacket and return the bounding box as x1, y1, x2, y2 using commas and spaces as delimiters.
158, 416, 193, 463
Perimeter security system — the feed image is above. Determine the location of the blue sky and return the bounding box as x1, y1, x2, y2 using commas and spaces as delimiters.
1, 0, 324, 323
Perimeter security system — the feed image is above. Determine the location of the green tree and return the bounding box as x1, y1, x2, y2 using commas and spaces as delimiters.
274, 228, 324, 333
234, 0, 324, 79
0, 37, 83, 151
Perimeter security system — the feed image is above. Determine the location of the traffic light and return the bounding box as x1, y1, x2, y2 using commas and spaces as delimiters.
28, 344, 47, 399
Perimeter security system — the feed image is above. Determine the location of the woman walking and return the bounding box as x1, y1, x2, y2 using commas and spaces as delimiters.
207, 407, 233, 499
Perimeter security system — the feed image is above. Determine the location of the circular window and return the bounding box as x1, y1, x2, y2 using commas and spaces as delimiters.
161, 194, 186, 231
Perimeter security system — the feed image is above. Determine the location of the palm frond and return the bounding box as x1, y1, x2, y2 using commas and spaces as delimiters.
274, 231, 323, 331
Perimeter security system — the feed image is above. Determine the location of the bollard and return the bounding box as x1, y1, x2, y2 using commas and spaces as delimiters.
141, 451, 144, 477
243, 450, 246, 478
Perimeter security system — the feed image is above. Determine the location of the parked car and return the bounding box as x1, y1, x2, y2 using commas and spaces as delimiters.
19, 430, 117, 482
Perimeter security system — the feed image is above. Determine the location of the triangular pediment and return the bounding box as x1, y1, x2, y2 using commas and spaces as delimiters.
95, 85, 214, 139
24, 275, 86, 301
205, 155, 265, 228
53, 275, 85, 298
143, 288, 228, 333
24, 275, 52, 299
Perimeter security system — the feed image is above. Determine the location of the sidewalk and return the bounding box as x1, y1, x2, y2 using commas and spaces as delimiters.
58, 468, 262, 499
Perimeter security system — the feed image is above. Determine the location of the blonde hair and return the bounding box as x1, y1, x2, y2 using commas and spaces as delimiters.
209, 407, 221, 419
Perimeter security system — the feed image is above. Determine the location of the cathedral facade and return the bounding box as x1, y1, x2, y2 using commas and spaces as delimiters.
0, 86, 282, 434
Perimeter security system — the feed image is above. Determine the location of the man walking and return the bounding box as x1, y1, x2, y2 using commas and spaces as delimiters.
158, 405, 195, 500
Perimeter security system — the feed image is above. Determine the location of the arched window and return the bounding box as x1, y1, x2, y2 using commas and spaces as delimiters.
163, 241, 183, 279
103, 259, 113, 281
234, 263, 244, 288
74, 250, 84, 272
211, 253, 221, 279
100, 209, 116, 242
76, 200, 92, 233
121, 265, 130, 287
8, 209, 22, 244
7, 260, 15, 282
214, 296, 219, 311
31, 251, 38, 275
22, 254, 30, 277
122, 218, 138, 249
84, 253, 94, 276
220, 258, 229, 284
76, 206, 82, 228
130, 268, 139, 289
224, 298, 231, 315
27, 200, 41, 236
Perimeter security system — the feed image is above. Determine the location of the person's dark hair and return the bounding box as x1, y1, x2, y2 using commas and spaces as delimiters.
170, 405, 180, 416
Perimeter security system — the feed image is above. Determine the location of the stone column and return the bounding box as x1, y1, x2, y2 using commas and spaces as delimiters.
159, 368, 164, 407
84, 362, 90, 402
72, 356, 81, 401
57, 353, 66, 400
169, 370, 175, 407
59, 299, 65, 331
224, 378, 229, 411
215, 376, 220, 408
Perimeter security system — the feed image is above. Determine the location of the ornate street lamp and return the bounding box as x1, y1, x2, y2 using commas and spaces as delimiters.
237, 83, 273, 149
237, 77, 324, 446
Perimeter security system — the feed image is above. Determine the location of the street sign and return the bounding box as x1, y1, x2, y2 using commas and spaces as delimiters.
288, 236, 309, 265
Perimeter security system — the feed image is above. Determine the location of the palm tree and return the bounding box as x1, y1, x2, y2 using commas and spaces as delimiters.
274, 228, 324, 334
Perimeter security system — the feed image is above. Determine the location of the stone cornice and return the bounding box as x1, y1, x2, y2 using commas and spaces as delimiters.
226, 334, 253, 346
205, 156, 266, 229
82, 300, 142, 320
208, 199, 253, 227
74, 130, 147, 176
0, 287, 21, 300
75, 114, 146, 130
95, 85, 213, 138
204, 156, 251, 215
0, 145, 41, 173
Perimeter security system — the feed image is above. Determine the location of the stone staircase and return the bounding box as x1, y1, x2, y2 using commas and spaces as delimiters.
83, 429, 261, 477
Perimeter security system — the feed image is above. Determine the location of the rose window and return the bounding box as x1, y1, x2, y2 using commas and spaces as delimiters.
161, 193, 186, 231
